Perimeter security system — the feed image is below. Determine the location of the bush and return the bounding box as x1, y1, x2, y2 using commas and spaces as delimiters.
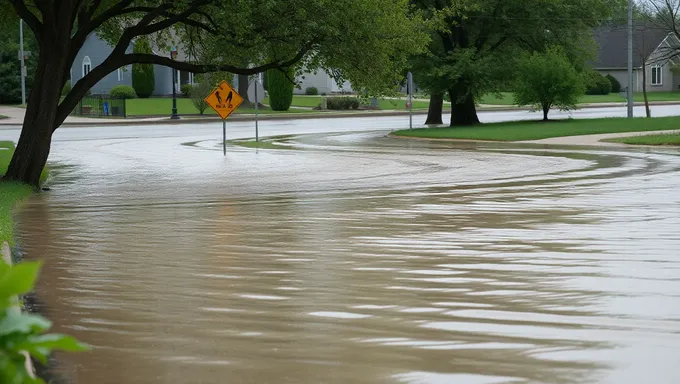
131, 38, 155, 98
606, 74, 621, 93
267, 67, 295, 111
513, 48, 584, 121
62, 82, 71, 96
180, 83, 193, 97
305, 86, 318, 95
326, 96, 360, 110
585, 72, 612, 95
0, 259, 89, 384
190, 82, 213, 114
110, 85, 136, 99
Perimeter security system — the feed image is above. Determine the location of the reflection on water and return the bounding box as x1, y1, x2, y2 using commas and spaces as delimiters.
17, 133, 680, 383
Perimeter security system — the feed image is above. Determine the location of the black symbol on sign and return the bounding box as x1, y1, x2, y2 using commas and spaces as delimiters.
226, 91, 233, 108
215, 90, 223, 105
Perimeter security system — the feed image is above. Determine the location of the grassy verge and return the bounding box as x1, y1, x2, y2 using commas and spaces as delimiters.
604, 132, 680, 146
479, 91, 680, 106
229, 139, 289, 149
0, 115, 7, 120
0, 141, 34, 246
393, 116, 680, 141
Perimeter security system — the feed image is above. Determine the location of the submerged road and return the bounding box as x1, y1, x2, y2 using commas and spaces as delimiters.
1, 105, 679, 384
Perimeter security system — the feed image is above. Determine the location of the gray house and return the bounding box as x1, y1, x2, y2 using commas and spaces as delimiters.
72, 33, 351, 97
71, 34, 195, 96
594, 23, 680, 92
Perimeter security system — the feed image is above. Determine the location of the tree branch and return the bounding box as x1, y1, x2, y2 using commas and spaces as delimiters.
7, 0, 43, 39
55, 48, 311, 128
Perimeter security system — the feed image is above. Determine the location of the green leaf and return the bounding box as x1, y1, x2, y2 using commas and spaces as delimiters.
0, 310, 52, 336
18, 334, 90, 353
0, 261, 42, 299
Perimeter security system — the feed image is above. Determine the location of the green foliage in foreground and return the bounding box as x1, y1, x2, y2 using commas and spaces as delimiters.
0, 260, 89, 384
606, 133, 680, 146
393, 117, 680, 141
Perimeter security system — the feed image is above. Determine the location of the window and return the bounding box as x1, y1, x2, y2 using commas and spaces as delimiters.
117, 68, 123, 81
651, 65, 663, 86
82, 56, 91, 77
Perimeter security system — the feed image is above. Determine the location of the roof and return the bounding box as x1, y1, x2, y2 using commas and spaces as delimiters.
593, 23, 670, 69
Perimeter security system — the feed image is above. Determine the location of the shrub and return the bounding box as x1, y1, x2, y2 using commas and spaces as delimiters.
110, 85, 136, 99
131, 38, 155, 98
326, 96, 360, 110
180, 83, 193, 97
606, 74, 621, 93
0, 259, 89, 384
585, 72, 612, 95
190, 82, 213, 114
266, 67, 295, 111
61, 82, 71, 96
305, 86, 318, 95
513, 48, 584, 121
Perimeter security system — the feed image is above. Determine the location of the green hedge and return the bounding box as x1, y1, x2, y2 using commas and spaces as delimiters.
326, 96, 359, 110
110, 85, 136, 99
131, 38, 155, 98
267, 67, 295, 111
606, 74, 622, 93
585, 72, 612, 95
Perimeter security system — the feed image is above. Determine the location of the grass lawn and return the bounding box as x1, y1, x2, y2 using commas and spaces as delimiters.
0, 141, 34, 246
393, 116, 680, 141
125, 98, 313, 116
479, 92, 680, 105
604, 132, 680, 146
268, 95, 432, 110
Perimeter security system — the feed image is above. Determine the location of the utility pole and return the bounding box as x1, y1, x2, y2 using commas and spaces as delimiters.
19, 20, 26, 105
627, 0, 634, 118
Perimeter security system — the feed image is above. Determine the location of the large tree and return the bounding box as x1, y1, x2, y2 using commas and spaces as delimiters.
0, 0, 426, 187
411, 0, 623, 127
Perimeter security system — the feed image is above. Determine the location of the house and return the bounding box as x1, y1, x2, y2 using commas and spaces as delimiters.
71, 34, 352, 96
71, 34, 195, 96
594, 23, 680, 92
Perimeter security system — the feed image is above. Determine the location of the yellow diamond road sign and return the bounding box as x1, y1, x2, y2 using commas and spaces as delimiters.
205, 80, 243, 119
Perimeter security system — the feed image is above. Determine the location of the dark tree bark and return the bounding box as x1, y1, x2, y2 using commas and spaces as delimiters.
238, 74, 250, 104
642, 61, 651, 118
542, 103, 550, 121
448, 85, 480, 126
425, 92, 443, 125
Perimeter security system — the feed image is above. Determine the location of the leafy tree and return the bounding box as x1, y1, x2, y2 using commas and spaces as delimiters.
267, 67, 295, 111
0, 0, 426, 187
131, 38, 155, 98
410, 0, 623, 127
190, 82, 212, 114
0, 21, 37, 104
513, 48, 585, 121
0, 259, 88, 384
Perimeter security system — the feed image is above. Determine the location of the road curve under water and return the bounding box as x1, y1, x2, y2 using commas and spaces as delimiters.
3, 110, 680, 384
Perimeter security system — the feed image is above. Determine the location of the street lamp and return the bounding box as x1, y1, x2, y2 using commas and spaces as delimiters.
170, 47, 179, 120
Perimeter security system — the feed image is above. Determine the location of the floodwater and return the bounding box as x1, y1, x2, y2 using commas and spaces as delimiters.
11, 118, 680, 383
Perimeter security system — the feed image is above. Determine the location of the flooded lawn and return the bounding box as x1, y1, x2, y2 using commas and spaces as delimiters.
16, 130, 680, 383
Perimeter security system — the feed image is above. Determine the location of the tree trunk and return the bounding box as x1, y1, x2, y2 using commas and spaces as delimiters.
542, 103, 550, 121
2, 37, 70, 187
642, 62, 651, 118
238, 74, 250, 104
448, 85, 480, 127
425, 92, 443, 125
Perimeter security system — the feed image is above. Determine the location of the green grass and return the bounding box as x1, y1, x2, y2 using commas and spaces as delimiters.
394, 116, 680, 141
479, 91, 680, 105
230, 140, 286, 149
604, 132, 680, 146
267, 95, 433, 110
0, 141, 34, 246
0, 115, 7, 120
124, 98, 313, 116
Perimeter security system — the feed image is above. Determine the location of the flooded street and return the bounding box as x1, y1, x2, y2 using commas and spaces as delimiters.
4, 113, 680, 383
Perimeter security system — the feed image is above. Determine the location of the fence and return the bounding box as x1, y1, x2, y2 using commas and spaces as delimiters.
72, 96, 126, 117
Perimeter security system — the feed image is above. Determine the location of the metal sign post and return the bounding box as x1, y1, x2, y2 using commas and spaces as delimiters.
248, 79, 265, 142
407, 72, 413, 130
222, 120, 226, 155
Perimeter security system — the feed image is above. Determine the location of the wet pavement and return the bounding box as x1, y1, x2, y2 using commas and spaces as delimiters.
2, 109, 680, 383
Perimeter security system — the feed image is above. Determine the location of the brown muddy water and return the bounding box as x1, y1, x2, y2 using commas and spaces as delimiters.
16, 130, 680, 383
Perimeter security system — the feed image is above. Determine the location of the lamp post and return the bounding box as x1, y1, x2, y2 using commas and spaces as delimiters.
170, 47, 179, 119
